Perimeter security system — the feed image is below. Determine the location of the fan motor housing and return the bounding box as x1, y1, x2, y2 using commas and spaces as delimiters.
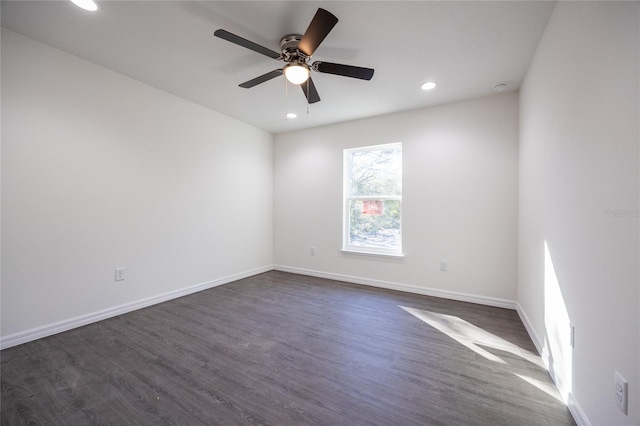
280, 34, 307, 62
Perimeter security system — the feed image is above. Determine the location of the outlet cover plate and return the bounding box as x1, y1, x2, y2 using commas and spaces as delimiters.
614, 371, 628, 414
115, 267, 126, 281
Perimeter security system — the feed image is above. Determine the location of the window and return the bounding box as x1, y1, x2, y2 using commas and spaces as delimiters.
343, 143, 402, 256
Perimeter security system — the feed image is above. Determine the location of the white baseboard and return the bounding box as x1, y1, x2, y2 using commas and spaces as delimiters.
0, 265, 273, 350
2, 265, 516, 350
273, 265, 518, 310
3, 264, 591, 426
515, 302, 543, 354
516, 303, 589, 426
568, 393, 591, 426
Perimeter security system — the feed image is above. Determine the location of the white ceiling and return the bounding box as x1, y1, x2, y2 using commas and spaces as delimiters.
1, 1, 555, 134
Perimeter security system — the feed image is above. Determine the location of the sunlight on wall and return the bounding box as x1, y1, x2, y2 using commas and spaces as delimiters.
542, 240, 573, 403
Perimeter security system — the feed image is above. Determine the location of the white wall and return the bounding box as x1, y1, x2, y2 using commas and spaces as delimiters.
1, 29, 274, 346
274, 93, 519, 306
518, 2, 639, 425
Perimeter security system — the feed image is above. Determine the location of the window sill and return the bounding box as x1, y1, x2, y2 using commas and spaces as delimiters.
340, 249, 405, 259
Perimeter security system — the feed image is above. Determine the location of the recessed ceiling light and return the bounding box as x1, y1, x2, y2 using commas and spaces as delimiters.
493, 82, 510, 92
286, 112, 297, 119
70, 0, 99, 12
421, 81, 437, 91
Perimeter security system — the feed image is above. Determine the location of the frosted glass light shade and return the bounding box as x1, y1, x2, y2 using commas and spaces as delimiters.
284, 64, 310, 85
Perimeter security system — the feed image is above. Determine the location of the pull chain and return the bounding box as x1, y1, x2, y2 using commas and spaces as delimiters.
306, 78, 310, 115
284, 74, 289, 121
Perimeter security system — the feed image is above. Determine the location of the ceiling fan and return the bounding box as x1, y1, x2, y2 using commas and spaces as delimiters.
214, 8, 374, 104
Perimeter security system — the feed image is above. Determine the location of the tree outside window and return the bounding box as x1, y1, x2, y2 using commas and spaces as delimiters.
343, 143, 402, 255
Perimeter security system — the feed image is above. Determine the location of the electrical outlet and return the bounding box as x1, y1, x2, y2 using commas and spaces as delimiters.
439, 260, 447, 271
569, 323, 575, 348
614, 371, 628, 414
115, 267, 126, 281
309, 247, 316, 256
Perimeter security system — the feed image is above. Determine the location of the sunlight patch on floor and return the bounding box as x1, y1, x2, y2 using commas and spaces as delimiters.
514, 373, 564, 403
399, 306, 543, 368
398, 305, 569, 405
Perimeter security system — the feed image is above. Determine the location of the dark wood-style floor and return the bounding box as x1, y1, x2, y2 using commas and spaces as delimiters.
1, 271, 575, 425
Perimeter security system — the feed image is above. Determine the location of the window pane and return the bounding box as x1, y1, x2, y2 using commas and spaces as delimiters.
349, 147, 402, 197
349, 199, 401, 249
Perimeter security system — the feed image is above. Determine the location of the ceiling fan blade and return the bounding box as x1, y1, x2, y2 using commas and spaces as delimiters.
298, 8, 338, 57
239, 69, 283, 88
300, 77, 321, 104
313, 61, 375, 80
214, 29, 281, 59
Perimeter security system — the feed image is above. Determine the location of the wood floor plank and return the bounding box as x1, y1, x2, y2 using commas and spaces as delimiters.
1, 271, 576, 425
1, 361, 50, 426
1, 340, 130, 426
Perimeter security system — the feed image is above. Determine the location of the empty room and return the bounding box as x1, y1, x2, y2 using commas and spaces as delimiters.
1, 1, 638, 425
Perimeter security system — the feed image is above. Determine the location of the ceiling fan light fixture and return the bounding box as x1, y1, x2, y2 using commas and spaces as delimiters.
215, 8, 373, 105
70, 0, 99, 11
284, 62, 310, 85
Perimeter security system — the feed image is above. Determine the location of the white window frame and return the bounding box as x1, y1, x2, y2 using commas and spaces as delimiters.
342, 143, 403, 257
